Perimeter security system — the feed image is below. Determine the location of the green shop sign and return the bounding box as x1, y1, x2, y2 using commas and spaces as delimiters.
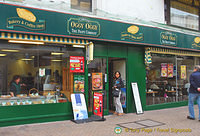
121, 25, 143, 41
67, 18, 100, 37
7, 8, 45, 30
0, 3, 199, 51
160, 31, 177, 46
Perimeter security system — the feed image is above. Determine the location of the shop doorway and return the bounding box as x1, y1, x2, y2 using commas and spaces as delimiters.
108, 58, 126, 113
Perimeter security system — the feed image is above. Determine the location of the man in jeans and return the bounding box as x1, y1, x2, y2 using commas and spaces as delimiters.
187, 66, 200, 121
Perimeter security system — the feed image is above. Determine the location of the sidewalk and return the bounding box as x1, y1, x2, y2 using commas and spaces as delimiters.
0, 105, 199, 136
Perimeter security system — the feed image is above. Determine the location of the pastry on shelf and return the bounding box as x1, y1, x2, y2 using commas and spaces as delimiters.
32, 101, 39, 104
1, 95, 11, 99
17, 94, 27, 98
6, 102, 11, 106
29, 93, 40, 98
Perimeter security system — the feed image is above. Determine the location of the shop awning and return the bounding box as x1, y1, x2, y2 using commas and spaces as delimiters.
0, 32, 90, 45
145, 47, 200, 65
146, 47, 200, 57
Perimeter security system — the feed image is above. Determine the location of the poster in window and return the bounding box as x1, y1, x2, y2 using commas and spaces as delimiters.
92, 73, 103, 90
74, 75, 85, 93
161, 63, 167, 77
181, 65, 186, 79
168, 64, 173, 78
93, 92, 103, 117
70, 56, 84, 73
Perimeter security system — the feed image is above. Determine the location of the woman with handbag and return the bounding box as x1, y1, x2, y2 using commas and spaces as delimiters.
113, 71, 124, 116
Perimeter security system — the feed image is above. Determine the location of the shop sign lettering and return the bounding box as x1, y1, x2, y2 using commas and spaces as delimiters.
121, 25, 144, 41
67, 18, 100, 37
192, 37, 200, 49
160, 32, 177, 46
7, 8, 45, 30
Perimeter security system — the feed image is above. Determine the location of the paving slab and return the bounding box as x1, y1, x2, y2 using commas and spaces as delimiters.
0, 105, 199, 136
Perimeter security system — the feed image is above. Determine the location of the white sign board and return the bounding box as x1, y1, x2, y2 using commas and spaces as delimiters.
131, 82, 143, 114
39, 68, 45, 77
71, 93, 88, 120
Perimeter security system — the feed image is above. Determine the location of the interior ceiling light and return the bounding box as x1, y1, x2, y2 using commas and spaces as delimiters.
0, 54, 7, 56
51, 52, 64, 55
51, 59, 63, 62
1, 49, 19, 52
21, 58, 33, 61
8, 40, 44, 45
72, 45, 85, 48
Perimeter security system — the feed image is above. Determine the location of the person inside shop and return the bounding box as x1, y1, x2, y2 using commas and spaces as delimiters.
9, 75, 26, 97
53, 70, 61, 83
113, 71, 124, 116
162, 80, 172, 98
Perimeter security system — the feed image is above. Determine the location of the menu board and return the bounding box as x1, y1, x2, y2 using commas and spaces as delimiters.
181, 65, 186, 79
71, 93, 88, 120
92, 73, 103, 90
70, 56, 84, 73
74, 75, 85, 93
161, 63, 167, 77
168, 64, 173, 78
131, 82, 143, 114
93, 92, 103, 117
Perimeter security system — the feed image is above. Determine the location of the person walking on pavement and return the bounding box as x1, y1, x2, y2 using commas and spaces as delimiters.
113, 71, 124, 116
187, 66, 200, 121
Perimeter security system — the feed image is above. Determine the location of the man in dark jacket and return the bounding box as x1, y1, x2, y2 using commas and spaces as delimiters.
187, 66, 200, 121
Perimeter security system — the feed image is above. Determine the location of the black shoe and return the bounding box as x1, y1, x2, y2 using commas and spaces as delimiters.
187, 116, 195, 120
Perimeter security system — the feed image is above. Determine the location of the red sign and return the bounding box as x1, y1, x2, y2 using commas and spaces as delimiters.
70, 56, 84, 73
93, 92, 103, 117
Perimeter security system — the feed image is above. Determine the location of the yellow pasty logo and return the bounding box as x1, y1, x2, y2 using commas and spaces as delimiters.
121, 25, 143, 41
7, 8, 45, 30
192, 37, 200, 48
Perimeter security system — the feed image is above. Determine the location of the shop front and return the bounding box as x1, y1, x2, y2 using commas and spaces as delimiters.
145, 48, 200, 108
0, 2, 200, 127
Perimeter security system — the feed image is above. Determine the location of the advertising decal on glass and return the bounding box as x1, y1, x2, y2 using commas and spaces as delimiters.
181, 65, 186, 79
93, 92, 103, 117
92, 73, 103, 90
70, 56, 84, 73
168, 63, 173, 78
161, 63, 167, 77
74, 75, 85, 93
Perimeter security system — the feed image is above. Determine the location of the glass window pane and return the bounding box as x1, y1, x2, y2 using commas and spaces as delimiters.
71, 0, 91, 12
146, 53, 194, 105
170, 0, 199, 30
0, 41, 84, 106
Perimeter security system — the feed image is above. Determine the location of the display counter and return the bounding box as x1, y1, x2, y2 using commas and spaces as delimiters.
0, 94, 67, 106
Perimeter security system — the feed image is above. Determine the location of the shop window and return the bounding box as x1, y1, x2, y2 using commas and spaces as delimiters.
165, 0, 200, 30
71, 0, 92, 12
0, 41, 85, 106
146, 53, 194, 105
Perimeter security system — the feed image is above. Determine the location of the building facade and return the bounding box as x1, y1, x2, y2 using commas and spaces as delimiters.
0, 0, 200, 127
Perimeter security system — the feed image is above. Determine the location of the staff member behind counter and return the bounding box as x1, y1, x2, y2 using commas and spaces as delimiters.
10, 75, 26, 97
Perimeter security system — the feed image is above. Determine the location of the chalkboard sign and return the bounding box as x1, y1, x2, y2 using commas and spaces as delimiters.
131, 82, 143, 114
